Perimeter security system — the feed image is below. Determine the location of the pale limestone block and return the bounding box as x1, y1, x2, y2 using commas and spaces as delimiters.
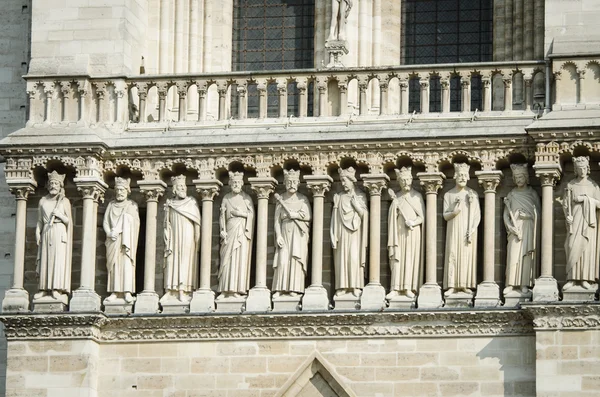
24, 374, 82, 389
5, 375, 25, 389
582, 376, 600, 390
420, 366, 460, 381
321, 353, 360, 367
266, 356, 309, 373
537, 375, 582, 392
559, 360, 600, 375
244, 374, 274, 389
480, 382, 506, 396
49, 355, 89, 372
215, 374, 244, 389
360, 352, 396, 367
138, 343, 178, 358
231, 391, 260, 397
315, 340, 346, 353
256, 341, 288, 356
459, 366, 503, 381
98, 358, 119, 374
537, 360, 559, 376
561, 346, 579, 359
230, 357, 266, 374
6, 389, 49, 397
416, 339, 458, 352
136, 375, 172, 389
537, 331, 558, 346
7, 356, 48, 372
216, 342, 258, 357
396, 352, 438, 366
439, 351, 481, 366
177, 342, 217, 357
160, 358, 190, 374
191, 357, 229, 373
561, 331, 592, 345
346, 340, 380, 353
289, 342, 316, 356
173, 374, 215, 390
438, 382, 480, 396
393, 382, 438, 397
375, 367, 419, 381
27, 341, 73, 354
382, 339, 416, 352
120, 358, 161, 374
102, 344, 138, 358
351, 383, 393, 397
336, 366, 375, 382
78, 7, 113, 19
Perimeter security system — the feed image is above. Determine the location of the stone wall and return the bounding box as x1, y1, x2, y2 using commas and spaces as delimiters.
545, 0, 600, 56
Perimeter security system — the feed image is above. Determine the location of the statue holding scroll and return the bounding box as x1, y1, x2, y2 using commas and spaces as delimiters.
331, 167, 368, 297
218, 171, 255, 297
387, 167, 425, 299
443, 163, 480, 297
272, 169, 311, 297
34, 171, 73, 303
162, 175, 201, 303
563, 156, 600, 291
503, 164, 540, 295
103, 177, 140, 303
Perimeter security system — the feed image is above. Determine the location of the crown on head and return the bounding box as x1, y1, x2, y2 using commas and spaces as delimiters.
339, 167, 357, 182
283, 169, 300, 181
171, 174, 186, 185
229, 171, 244, 182
48, 171, 66, 185
510, 163, 529, 177
454, 163, 470, 175
115, 177, 131, 192
573, 156, 590, 168
395, 166, 412, 179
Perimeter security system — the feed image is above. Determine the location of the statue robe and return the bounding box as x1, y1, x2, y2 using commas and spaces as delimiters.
104, 199, 140, 293
330, 191, 368, 290
504, 186, 540, 288
164, 196, 201, 292
36, 195, 73, 292
564, 178, 600, 282
218, 192, 254, 294
272, 193, 311, 294
387, 189, 425, 292
443, 187, 481, 290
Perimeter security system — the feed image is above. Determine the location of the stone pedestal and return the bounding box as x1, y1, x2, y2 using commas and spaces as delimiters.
272, 294, 302, 312
474, 282, 502, 307
325, 40, 348, 68
444, 291, 474, 308
333, 292, 360, 311
33, 295, 68, 313
245, 287, 271, 312
562, 285, 597, 302
190, 289, 216, 313
533, 277, 559, 302
504, 289, 532, 307
387, 294, 416, 310
417, 283, 443, 309
103, 298, 135, 315
70, 289, 101, 312
215, 295, 246, 313
134, 291, 160, 314
301, 286, 330, 311
160, 297, 191, 314
360, 284, 386, 311
2, 288, 30, 313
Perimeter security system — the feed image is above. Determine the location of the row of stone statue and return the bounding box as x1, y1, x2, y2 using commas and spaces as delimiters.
33, 156, 599, 310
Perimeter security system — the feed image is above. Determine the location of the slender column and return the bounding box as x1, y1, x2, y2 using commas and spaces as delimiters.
461, 79, 471, 112
190, 179, 222, 313
258, 81, 268, 119
197, 86, 206, 121
360, 174, 389, 311
70, 179, 107, 312
302, 175, 333, 311
60, 82, 71, 122
218, 83, 227, 121
400, 80, 409, 115
420, 77, 430, 114
379, 80, 388, 115
95, 85, 105, 123
138, 91, 147, 123
338, 82, 348, 116
134, 181, 167, 314
297, 79, 308, 117
474, 171, 503, 307
358, 78, 368, 116
532, 166, 561, 302
416, 172, 445, 308
503, 76, 513, 111
317, 78, 327, 117
77, 84, 87, 124
246, 177, 277, 312
277, 81, 288, 118
524, 76, 533, 112
441, 78, 450, 113
237, 84, 247, 120
2, 182, 36, 313
158, 86, 167, 121
177, 85, 187, 122
482, 77, 492, 112
44, 83, 54, 123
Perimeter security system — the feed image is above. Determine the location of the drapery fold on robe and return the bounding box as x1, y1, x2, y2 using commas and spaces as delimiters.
164, 196, 201, 291
272, 194, 311, 293
330, 191, 368, 290
443, 187, 481, 290
218, 192, 255, 294
104, 200, 140, 293
563, 179, 600, 282
36, 195, 73, 292
387, 190, 425, 292
504, 187, 540, 288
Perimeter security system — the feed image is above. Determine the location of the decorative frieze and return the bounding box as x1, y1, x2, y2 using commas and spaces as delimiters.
523, 304, 600, 330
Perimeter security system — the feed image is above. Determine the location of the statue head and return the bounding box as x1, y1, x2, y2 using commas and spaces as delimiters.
453, 163, 470, 188
573, 156, 590, 177
395, 167, 413, 192
339, 167, 357, 192
171, 175, 187, 199
47, 171, 66, 196
510, 163, 529, 187
229, 171, 244, 194
114, 177, 131, 202
283, 169, 300, 193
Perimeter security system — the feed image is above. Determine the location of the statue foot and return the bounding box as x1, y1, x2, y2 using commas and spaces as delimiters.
503, 286, 515, 295
335, 290, 343, 297
289, 292, 300, 297
563, 281, 575, 291
33, 291, 46, 300
444, 288, 455, 297
385, 290, 399, 300
405, 290, 416, 299
51, 290, 61, 300
105, 293, 118, 303
124, 292, 134, 303
351, 289, 361, 297
464, 288, 474, 296
273, 292, 281, 299
521, 286, 531, 295
582, 281, 592, 290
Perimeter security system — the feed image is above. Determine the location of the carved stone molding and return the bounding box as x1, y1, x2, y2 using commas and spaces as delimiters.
0, 310, 533, 342
74, 178, 108, 203
194, 179, 223, 201
417, 172, 445, 194
304, 175, 333, 198
362, 174, 389, 196
138, 180, 167, 202
475, 171, 503, 193
522, 304, 600, 330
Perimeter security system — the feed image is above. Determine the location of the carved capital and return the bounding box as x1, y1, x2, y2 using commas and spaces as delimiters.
139, 180, 167, 203
249, 177, 277, 200
304, 175, 333, 198
193, 179, 223, 201
176, 82, 188, 97
362, 174, 390, 196
74, 178, 108, 203
534, 169, 561, 187
9, 185, 36, 201
417, 172, 445, 195
475, 171, 503, 193
481, 78, 491, 88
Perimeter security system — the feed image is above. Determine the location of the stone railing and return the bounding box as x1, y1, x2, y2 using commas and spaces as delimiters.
550, 55, 600, 110
24, 60, 547, 128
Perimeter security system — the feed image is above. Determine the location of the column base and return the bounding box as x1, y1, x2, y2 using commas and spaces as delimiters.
360, 283, 386, 311
417, 283, 443, 309
532, 276, 559, 302
474, 282, 502, 308
301, 286, 330, 311
70, 289, 101, 312
134, 291, 160, 314
387, 292, 417, 310
272, 293, 302, 312
103, 297, 135, 315
245, 287, 272, 312
504, 287, 532, 307
562, 283, 597, 302
2, 288, 29, 313
160, 295, 191, 314
33, 294, 68, 313
444, 290, 474, 308
333, 291, 361, 311
190, 289, 216, 313
215, 294, 246, 313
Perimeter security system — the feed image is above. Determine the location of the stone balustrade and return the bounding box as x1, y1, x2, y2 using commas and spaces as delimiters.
24, 60, 549, 127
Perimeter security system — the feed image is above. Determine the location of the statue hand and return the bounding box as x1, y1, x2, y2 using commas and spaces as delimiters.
566, 215, 574, 226
277, 236, 284, 248
220, 230, 228, 241
576, 195, 586, 203
518, 210, 529, 220
405, 219, 414, 228
387, 188, 395, 199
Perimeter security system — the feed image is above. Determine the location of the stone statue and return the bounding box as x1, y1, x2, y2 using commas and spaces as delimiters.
272, 169, 311, 298
218, 171, 255, 298
503, 164, 540, 296
34, 171, 73, 303
563, 156, 600, 291
103, 177, 140, 304
162, 175, 201, 303
327, 0, 353, 42
331, 167, 368, 297
387, 167, 425, 299
443, 163, 481, 297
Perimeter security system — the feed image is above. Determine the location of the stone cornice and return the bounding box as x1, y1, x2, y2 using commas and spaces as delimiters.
522, 303, 600, 330
1, 310, 532, 342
